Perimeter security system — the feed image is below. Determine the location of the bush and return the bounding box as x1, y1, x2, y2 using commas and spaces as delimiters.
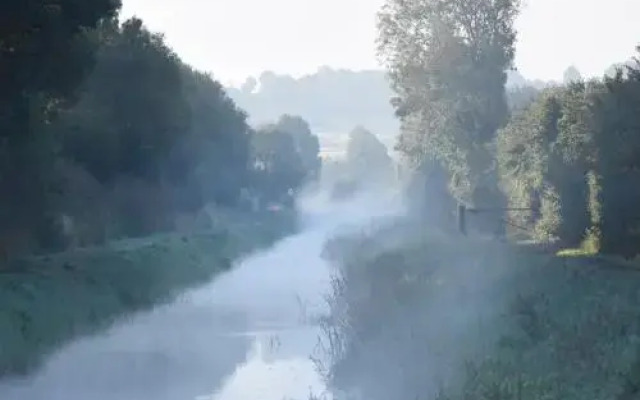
319, 218, 640, 400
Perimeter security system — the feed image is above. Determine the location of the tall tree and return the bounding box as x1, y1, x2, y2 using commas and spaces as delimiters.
250, 125, 307, 205
60, 18, 189, 183
377, 0, 521, 216
0, 0, 121, 115
272, 115, 321, 181
54, 18, 257, 237
172, 66, 251, 208
345, 126, 394, 183
592, 55, 640, 255
0, 0, 121, 252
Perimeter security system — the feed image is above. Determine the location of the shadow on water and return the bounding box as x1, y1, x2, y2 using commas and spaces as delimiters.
0, 189, 404, 400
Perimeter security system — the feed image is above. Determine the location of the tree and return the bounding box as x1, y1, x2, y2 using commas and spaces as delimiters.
250, 125, 307, 205
272, 114, 321, 181
0, 0, 121, 114
563, 65, 582, 84
591, 54, 640, 255
0, 0, 121, 252
52, 18, 258, 237
498, 89, 567, 241
377, 0, 520, 233
226, 68, 400, 135
240, 77, 258, 94
507, 85, 541, 112
345, 126, 394, 183
59, 18, 189, 183
497, 54, 640, 254
172, 66, 251, 208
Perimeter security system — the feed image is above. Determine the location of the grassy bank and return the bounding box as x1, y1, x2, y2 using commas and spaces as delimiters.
320, 218, 640, 400
0, 210, 296, 377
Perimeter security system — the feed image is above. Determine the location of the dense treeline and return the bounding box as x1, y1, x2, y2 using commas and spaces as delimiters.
0, 2, 319, 259
227, 69, 401, 135
251, 114, 321, 206
226, 66, 552, 138
499, 58, 640, 255
379, 0, 640, 256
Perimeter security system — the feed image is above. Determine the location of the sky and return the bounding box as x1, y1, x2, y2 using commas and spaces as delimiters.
120, 0, 640, 87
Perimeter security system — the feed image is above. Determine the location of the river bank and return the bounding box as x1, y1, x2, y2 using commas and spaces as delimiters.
0, 189, 407, 400
0, 210, 296, 378
320, 218, 640, 400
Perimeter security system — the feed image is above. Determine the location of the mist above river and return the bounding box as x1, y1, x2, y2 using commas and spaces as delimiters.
0, 186, 404, 400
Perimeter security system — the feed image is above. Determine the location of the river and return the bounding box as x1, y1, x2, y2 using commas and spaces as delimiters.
0, 189, 402, 400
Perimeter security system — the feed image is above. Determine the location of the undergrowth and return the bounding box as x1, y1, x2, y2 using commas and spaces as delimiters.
319, 218, 640, 400
0, 211, 295, 377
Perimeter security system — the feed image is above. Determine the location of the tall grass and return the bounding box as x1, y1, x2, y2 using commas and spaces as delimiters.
0, 211, 296, 377
318, 218, 640, 400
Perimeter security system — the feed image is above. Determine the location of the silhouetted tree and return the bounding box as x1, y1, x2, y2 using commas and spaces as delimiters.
0, 0, 122, 252
273, 115, 321, 181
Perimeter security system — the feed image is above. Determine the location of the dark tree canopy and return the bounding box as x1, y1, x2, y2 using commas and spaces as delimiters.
0, 0, 122, 253
272, 114, 321, 181
0, 9, 308, 256
250, 125, 306, 204
0, 0, 121, 115
497, 49, 640, 254
60, 18, 189, 183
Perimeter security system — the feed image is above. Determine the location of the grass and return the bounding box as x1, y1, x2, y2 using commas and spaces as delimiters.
318, 217, 640, 400
556, 247, 597, 257
0, 211, 296, 377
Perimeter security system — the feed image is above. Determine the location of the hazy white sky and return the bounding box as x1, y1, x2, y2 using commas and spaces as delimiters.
120, 0, 640, 86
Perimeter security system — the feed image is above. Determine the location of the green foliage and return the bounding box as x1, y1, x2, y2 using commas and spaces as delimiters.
507, 85, 541, 112
496, 90, 562, 239
498, 49, 640, 255
378, 0, 520, 207
376, 1, 640, 255
59, 18, 189, 183
534, 186, 561, 241
404, 159, 459, 230
0, 0, 121, 253
0, 0, 121, 109
49, 17, 258, 239
320, 219, 640, 400
250, 125, 306, 204
0, 8, 297, 255
0, 211, 294, 377
170, 65, 251, 207
272, 114, 321, 181
592, 59, 640, 255
247, 114, 320, 206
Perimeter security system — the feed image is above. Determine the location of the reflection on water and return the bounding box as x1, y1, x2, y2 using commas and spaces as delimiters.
205, 325, 330, 400
0, 189, 402, 400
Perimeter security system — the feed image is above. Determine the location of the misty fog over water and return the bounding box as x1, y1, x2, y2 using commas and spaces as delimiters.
0, 189, 404, 400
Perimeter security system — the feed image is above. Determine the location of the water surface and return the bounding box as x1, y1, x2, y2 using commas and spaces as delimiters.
0, 190, 402, 400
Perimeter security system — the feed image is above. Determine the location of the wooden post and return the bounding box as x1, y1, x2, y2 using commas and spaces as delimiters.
457, 204, 466, 235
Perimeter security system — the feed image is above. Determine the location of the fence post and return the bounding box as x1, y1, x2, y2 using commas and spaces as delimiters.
457, 203, 466, 235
